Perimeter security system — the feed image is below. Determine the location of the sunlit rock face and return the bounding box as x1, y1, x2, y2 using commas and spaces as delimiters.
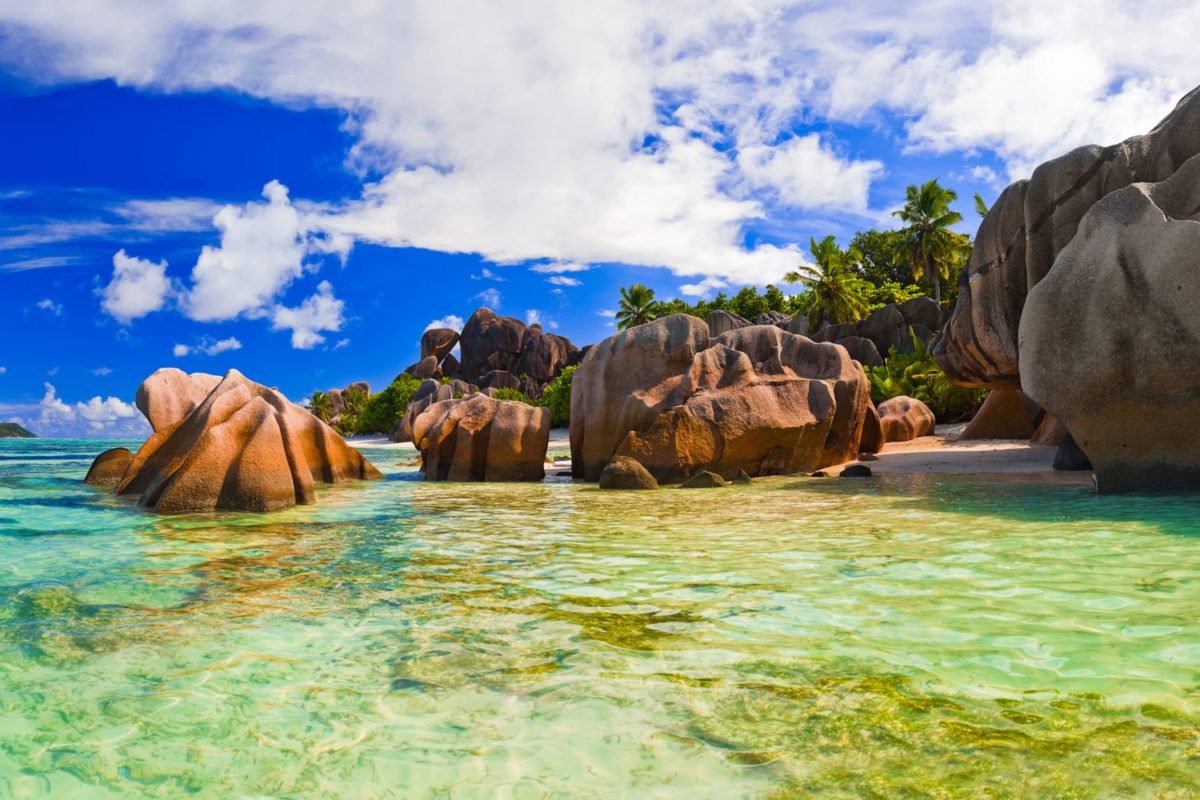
570, 315, 871, 483
1020, 153, 1200, 493
412, 393, 550, 482
936, 85, 1200, 388
105, 369, 382, 513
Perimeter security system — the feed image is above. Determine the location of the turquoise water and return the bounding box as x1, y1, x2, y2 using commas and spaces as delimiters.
2, 439, 1200, 798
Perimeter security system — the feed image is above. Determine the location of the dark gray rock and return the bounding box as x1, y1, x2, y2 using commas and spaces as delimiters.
598, 456, 659, 490
681, 470, 727, 488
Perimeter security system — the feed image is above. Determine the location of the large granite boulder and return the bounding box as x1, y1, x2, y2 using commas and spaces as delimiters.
937, 85, 1200, 387
877, 396, 936, 442
706, 310, 752, 337
756, 311, 792, 329
811, 323, 857, 343
136, 369, 222, 432
327, 388, 346, 417
344, 381, 370, 398
786, 315, 810, 337
479, 370, 521, 391
513, 326, 578, 383
897, 297, 944, 332
114, 369, 383, 512
856, 304, 909, 359
832, 336, 883, 368
459, 308, 527, 381
959, 388, 1043, 440
570, 316, 871, 483
421, 328, 460, 363
84, 447, 133, 487
410, 356, 440, 380
412, 394, 550, 481
390, 379, 453, 443
1020, 153, 1200, 492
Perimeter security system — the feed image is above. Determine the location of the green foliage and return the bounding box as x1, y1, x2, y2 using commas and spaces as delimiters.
656, 284, 808, 321
864, 281, 926, 312
491, 388, 534, 404
974, 192, 990, 218
354, 374, 423, 434
784, 236, 872, 329
308, 390, 333, 424
892, 179, 970, 305
0, 422, 35, 438
866, 331, 987, 422
536, 365, 575, 427
616, 284, 660, 330
850, 229, 912, 287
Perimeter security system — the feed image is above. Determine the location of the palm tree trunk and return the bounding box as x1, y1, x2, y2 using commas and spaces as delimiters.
925, 252, 941, 304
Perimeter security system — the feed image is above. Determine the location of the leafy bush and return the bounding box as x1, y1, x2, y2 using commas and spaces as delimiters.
866, 330, 987, 422
354, 374, 424, 434
536, 365, 575, 427
490, 388, 534, 404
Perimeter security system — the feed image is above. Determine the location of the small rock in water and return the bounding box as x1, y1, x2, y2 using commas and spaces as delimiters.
841, 464, 873, 478
810, 470, 829, 478
733, 469, 753, 485
681, 470, 726, 488
598, 456, 658, 490
84, 447, 133, 487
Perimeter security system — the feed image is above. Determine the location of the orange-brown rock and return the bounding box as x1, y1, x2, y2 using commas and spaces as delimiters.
84, 447, 133, 486
570, 316, 871, 483
859, 404, 884, 453
412, 393, 550, 481
115, 369, 383, 513
136, 368, 222, 432
598, 456, 658, 490
959, 388, 1043, 440
877, 396, 936, 442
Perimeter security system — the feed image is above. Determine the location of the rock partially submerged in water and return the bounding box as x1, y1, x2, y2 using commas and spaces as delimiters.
111, 369, 382, 513
1021, 153, 1200, 492
83, 447, 133, 486
570, 316, 872, 483
598, 456, 658, 490
136, 368, 222, 432
877, 396, 935, 442
413, 393, 550, 481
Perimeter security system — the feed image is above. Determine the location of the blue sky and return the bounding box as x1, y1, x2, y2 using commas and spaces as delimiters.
0, 1, 1193, 436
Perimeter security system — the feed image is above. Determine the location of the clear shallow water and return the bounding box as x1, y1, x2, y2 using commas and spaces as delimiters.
2, 440, 1200, 798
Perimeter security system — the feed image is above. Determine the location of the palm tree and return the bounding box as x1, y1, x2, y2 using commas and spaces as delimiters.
615, 284, 660, 330
308, 391, 332, 423
784, 236, 871, 330
342, 388, 368, 416
892, 179, 967, 304
973, 192, 989, 218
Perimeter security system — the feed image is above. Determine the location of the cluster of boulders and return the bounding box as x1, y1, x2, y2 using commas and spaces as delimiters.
403, 308, 582, 399
570, 315, 878, 484
936, 83, 1200, 491
322, 380, 371, 427
84, 368, 383, 512
412, 393, 551, 481
706, 297, 945, 368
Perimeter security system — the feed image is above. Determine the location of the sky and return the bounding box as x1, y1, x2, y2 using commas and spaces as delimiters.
0, 0, 1196, 436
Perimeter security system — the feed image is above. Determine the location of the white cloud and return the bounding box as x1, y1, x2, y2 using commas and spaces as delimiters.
0, 256, 79, 272
531, 262, 591, 274
332, 338, 350, 350
737, 134, 884, 211
6, 382, 150, 438
46, 367, 58, 376
270, 281, 344, 349
547, 275, 582, 287
679, 276, 728, 297
101, 249, 172, 323
2, 1, 1196, 283
36, 298, 63, 316
474, 288, 502, 310
525, 309, 543, 326
173, 336, 243, 357
425, 315, 465, 332
471, 267, 505, 281
92, 367, 112, 376
0, 366, 6, 374
115, 197, 222, 233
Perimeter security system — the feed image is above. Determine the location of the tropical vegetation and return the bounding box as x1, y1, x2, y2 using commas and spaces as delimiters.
536, 365, 575, 428
615, 284, 661, 330
355, 374, 423, 435
866, 331, 987, 421
892, 179, 971, 305
784, 236, 873, 329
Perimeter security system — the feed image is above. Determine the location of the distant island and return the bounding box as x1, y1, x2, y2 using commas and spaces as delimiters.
0, 422, 36, 439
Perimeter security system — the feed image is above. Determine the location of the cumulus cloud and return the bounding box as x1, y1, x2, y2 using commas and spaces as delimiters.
36, 298, 62, 316
184, 181, 321, 321
173, 336, 243, 357
270, 281, 345, 349
1, 0, 1195, 283
471, 267, 505, 281
101, 249, 173, 323
425, 315, 465, 332
474, 288, 501, 310
6, 382, 150, 438
547, 275, 582, 287
531, 262, 591, 274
